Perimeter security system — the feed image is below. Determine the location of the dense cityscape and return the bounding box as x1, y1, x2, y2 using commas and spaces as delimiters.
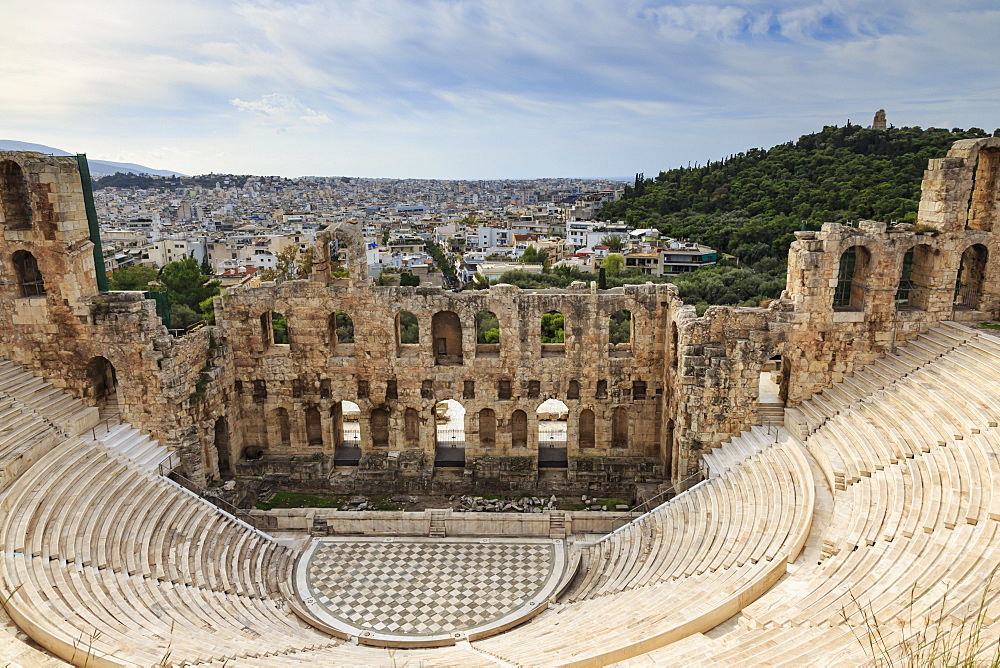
95, 173, 718, 295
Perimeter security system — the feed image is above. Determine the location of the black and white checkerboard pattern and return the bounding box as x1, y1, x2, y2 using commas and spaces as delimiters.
307, 540, 554, 636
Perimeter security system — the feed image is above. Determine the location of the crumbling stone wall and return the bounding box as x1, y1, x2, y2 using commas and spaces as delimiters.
216, 277, 675, 488
3, 137, 999, 494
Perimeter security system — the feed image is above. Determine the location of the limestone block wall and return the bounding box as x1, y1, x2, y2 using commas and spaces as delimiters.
3, 137, 1000, 494
215, 279, 676, 481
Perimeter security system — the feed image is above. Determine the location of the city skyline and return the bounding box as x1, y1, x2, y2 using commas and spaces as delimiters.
3, 0, 998, 179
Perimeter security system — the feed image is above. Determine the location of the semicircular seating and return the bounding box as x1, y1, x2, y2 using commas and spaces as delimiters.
4, 321, 1000, 666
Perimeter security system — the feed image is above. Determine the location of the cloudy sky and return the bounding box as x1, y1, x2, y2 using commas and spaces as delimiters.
3, 1, 998, 179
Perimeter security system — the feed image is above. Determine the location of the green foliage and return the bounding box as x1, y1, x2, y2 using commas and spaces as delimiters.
609, 309, 631, 344
603, 125, 987, 262
93, 171, 253, 190
497, 260, 785, 307
259, 246, 311, 284
200, 254, 212, 275
198, 296, 216, 325
271, 312, 288, 344
158, 257, 221, 312
109, 265, 158, 291
423, 239, 458, 286
476, 311, 500, 344
170, 304, 201, 330
600, 235, 624, 252
602, 253, 625, 277
520, 245, 548, 265
335, 311, 354, 343
541, 311, 564, 343
399, 271, 420, 287
398, 311, 418, 344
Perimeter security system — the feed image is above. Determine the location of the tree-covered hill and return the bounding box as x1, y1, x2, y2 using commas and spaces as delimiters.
493, 123, 994, 311
602, 124, 993, 261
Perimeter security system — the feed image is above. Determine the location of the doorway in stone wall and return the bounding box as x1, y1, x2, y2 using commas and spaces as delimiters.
333, 400, 361, 466
85, 356, 118, 418
537, 399, 568, 468
758, 355, 786, 427
434, 399, 466, 467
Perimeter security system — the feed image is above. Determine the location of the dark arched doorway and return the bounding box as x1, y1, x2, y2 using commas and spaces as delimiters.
84, 356, 117, 411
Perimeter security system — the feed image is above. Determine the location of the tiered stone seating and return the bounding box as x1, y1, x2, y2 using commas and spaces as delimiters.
0, 360, 99, 437
0, 613, 67, 668
617, 322, 1000, 665
470, 436, 814, 665
0, 437, 339, 665
6, 324, 1000, 666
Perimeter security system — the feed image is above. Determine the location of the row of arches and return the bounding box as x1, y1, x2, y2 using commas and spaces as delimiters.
833, 242, 990, 311
238, 399, 632, 470
260, 308, 634, 360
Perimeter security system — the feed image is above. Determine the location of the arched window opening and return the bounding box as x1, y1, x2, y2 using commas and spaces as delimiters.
404, 407, 420, 447
305, 405, 323, 446
567, 380, 580, 400
371, 406, 390, 448
479, 408, 496, 448
609, 309, 632, 357
511, 409, 528, 448
12, 250, 44, 297
955, 244, 988, 310
0, 161, 32, 230
432, 311, 463, 365
84, 356, 117, 411
905, 244, 937, 311
397, 311, 419, 345
833, 246, 870, 311
968, 147, 1000, 232
611, 408, 629, 448
895, 248, 915, 307
328, 311, 354, 350
214, 417, 232, 478
475, 310, 500, 358
271, 312, 288, 345
541, 311, 564, 343
537, 399, 568, 468
596, 380, 608, 400
273, 408, 291, 447
333, 401, 361, 465
434, 399, 465, 467
541, 310, 565, 358
759, 355, 786, 425
579, 409, 596, 448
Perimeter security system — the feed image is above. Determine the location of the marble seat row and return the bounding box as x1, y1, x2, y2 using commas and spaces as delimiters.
0, 361, 99, 437
0, 438, 338, 666
571, 437, 811, 604
626, 324, 1000, 666
0, 358, 172, 473
785, 324, 978, 439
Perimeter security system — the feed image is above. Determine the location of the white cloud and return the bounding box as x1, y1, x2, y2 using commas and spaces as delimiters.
0, 0, 998, 177
230, 93, 331, 130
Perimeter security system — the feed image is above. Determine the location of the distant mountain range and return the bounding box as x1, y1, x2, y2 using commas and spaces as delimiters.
0, 140, 186, 177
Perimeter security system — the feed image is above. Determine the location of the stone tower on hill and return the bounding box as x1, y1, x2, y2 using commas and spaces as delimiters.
872, 108, 887, 129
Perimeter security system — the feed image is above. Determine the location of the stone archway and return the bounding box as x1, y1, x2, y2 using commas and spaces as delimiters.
84, 356, 117, 409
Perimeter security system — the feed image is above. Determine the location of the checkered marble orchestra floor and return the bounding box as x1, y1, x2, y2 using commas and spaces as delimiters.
304, 538, 557, 637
